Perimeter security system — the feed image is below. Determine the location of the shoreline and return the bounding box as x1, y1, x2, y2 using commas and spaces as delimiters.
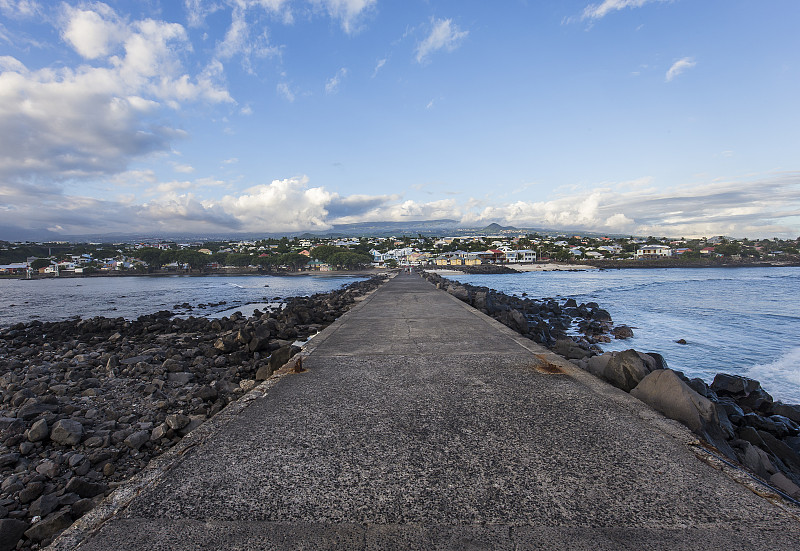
419, 268, 800, 503
0, 267, 386, 281
0, 276, 390, 549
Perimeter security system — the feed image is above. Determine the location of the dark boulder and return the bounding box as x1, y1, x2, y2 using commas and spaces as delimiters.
631, 369, 735, 460
710, 373, 761, 396
611, 325, 634, 339
601, 349, 655, 392
0, 519, 28, 551
771, 402, 800, 424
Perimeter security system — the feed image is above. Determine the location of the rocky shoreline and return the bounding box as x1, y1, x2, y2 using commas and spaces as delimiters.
0, 275, 388, 549
421, 269, 800, 503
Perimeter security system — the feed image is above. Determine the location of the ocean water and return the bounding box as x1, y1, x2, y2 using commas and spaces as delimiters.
442, 267, 800, 404
0, 274, 367, 328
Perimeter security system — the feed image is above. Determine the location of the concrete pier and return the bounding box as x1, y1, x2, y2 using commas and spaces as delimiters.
53, 272, 800, 549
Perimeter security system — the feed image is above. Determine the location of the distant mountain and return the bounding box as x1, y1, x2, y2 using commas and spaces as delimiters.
480, 223, 519, 233
0, 219, 635, 243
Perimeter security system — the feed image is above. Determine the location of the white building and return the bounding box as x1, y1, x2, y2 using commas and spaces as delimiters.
635, 245, 672, 259
506, 249, 537, 263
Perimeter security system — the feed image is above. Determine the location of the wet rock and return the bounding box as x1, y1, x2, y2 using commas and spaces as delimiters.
50, 419, 84, 446
772, 402, 800, 425
711, 373, 761, 396
611, 325, 634, 339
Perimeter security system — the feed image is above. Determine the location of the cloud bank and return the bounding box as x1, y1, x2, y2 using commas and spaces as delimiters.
3, 173, 798, 239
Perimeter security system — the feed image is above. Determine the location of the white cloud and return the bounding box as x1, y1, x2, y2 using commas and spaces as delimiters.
468, 174, 800, 238
325, 67, 348, 94
666, 57, 696, 81
0, 5, 231, 186
372, 57, 386, 77
415, 18, 468, 64
62, 4, 125, 59
0, 0, 40, 18
311, 0, 377, 34
174, 164, 195, 174
277, 81, 295, 101
582, 0, 669, 20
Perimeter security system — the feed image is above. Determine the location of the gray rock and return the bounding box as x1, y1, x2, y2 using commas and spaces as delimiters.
18, 481, 44, 504
772, 402, 800, 425
70, 498, 94, 518
255, 363, 275, 381
124, 430, 150, 450
770, 472, 800, 499
64, 477, 107, 498
24, 509, 73, 543
737, 426, 766, 448
36, 459, 59, 478
447, 285, 469, 301
50, 419, 84, 446
711, 373, 761, 396
757, 430, 800, 477
612, 325, 634, 339
737, 441, 776, 478
602, 349, 653, 392
631, 369, 735, 460
167, 372, 194, 385
0, 518, 28, 551
553, 339, 592, 361
0, 452, 19, 468
27, 418, 49, 442
269, 344, 298, 372
29, 493, 60, 517
585, 353, 611, 378
150, 424, 169, 441
165, 413, 190, 430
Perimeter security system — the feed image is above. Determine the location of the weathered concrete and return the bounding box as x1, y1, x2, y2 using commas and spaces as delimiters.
53, 272, 800, 550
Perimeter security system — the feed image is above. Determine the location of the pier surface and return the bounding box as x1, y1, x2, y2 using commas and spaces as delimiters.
56, 272, 800, 550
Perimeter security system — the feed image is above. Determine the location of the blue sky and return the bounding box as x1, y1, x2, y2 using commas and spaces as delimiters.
1, 0, 799, 239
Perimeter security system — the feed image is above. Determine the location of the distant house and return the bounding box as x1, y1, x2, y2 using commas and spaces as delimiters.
635, 245, 672, 259
506, 249, 537, 263
483, 249, 506, 263
700, 247, 716, 255
0, 263, 28, 274
307, 259, 332, 271
673, 248, 691, 255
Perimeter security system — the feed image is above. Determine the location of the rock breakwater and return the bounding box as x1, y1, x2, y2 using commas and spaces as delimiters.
0, 276, 387, 549
422, 269, 800, 503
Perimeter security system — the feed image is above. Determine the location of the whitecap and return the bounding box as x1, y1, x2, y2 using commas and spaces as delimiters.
745, 347, 800, 405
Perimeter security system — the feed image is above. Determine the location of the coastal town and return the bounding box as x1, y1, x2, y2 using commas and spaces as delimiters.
1, 231, 798, 277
